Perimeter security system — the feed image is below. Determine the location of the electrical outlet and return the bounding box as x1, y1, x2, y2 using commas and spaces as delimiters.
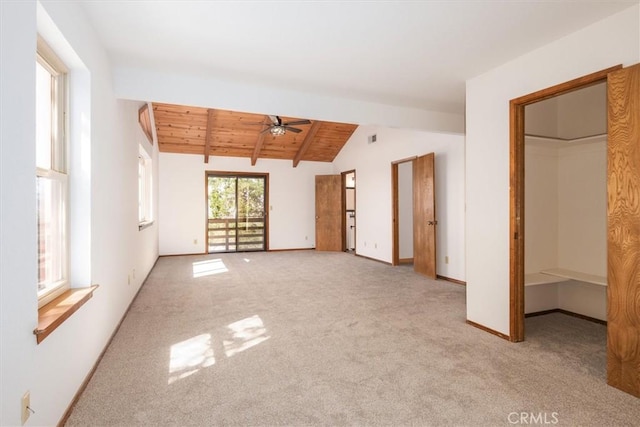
364, 241, 367, 247
193, 239, 198, 245
374, 243, 377, 249
127, 274, 131, 285
305, 236, 308, 240
445, 256, 449, 264
132, 268, 136, 279
21, 391, 30, 425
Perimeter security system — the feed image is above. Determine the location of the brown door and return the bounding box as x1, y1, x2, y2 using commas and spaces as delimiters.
607, 63, 640, 398
413, 153, 436, 278
315, 175, 342, 251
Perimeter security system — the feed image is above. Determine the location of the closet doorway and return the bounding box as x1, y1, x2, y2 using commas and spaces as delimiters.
522, 81, 608, 323
510, 64, 640, 397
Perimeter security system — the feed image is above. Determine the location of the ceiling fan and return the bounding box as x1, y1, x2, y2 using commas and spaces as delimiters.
261, 115, 311, 136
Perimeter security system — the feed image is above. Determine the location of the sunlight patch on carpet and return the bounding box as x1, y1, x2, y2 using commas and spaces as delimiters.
223, 315, 270, 357
168, 334, 215, 385
192, 259, 228, 278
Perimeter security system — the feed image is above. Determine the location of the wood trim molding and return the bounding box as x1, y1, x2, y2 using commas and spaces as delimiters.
293, 121, 321, 167
436, 275, 466, 286
525, 308, 607, 326
466, 320, 510, 341
341, 170, 356, 252
391, 163, 399, 266
511, 65, 622, 105
391, 155, 418, 165
509, 65, 621, 344
509, 99, 525, 342
268, 248, 315, 252
399, 258, 414, 265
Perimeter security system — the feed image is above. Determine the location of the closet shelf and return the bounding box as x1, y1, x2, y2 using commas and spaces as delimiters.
540, 268, 607, 287
525, 273, 569, 287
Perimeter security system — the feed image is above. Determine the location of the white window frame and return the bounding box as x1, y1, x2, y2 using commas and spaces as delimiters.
36, 35, 69, 308
138, 145, 153, 228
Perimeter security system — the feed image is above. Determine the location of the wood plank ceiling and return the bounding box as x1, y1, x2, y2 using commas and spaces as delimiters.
153, 103, 358, 167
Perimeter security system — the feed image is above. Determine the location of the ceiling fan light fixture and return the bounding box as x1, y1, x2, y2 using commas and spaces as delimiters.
270, 125, 286, 136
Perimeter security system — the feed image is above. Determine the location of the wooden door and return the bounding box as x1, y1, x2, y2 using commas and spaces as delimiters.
607, 63, 640, 397
315, 175, 342, 251
413, 153, 436, 278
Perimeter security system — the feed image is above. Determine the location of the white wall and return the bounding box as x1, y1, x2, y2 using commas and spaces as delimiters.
332, 126, 466, 281
398, 161, 414, 260
466, 4, 639, 335
159, 154, 333, 255
524, 142, 559, 274
557, 83, 607, 139
0, 2, 159, 425
558, 141, 607, 277
524, 140, 607, 321
523, 139, 606, 277
525, 82, 606, 139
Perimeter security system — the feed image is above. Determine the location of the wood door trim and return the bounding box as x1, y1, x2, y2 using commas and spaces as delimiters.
509, 65, 622, 343
392, 163, 399, 265
392, 155, 418, 165
511, 65, 622, 105
466, 320, 510, 341
391, 157, 416, 266
341, 170, 356, 252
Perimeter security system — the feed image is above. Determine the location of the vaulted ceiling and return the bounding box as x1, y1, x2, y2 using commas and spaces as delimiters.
152, 103, 358, 166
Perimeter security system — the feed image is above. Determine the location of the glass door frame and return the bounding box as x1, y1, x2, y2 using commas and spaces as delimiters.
205, 171, 269, 253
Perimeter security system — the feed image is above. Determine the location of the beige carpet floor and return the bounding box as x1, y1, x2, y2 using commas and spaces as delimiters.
66, 251, 640, 426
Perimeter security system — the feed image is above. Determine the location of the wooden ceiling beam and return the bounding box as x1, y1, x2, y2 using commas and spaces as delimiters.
293, 121, 321, 168
251, 117, 271, 166
204, 109, 215, 164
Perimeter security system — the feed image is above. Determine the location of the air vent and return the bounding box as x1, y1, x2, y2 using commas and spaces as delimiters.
368, 134, 377, 144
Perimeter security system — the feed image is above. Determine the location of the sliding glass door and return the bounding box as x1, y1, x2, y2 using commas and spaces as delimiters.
207, 173, 268, 253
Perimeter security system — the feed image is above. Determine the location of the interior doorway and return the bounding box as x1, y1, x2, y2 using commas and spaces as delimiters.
342, 170, 356, 253
392, 153, 437, 279
206, 172, 268, 253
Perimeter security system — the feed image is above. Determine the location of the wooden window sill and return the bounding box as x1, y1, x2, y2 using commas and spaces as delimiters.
34, 285, 99, 344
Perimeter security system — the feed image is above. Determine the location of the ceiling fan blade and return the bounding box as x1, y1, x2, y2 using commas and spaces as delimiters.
284, 126, 303, 133
268, 115, 280, 125
260, 127, 273, 134
283, 119, 311, 126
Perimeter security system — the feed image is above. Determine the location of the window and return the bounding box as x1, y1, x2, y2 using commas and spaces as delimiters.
36, 36, 68, 307
138, 145, 153, 227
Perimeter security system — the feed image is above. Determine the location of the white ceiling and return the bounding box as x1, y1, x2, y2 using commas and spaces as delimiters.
80, 1, 638, 115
